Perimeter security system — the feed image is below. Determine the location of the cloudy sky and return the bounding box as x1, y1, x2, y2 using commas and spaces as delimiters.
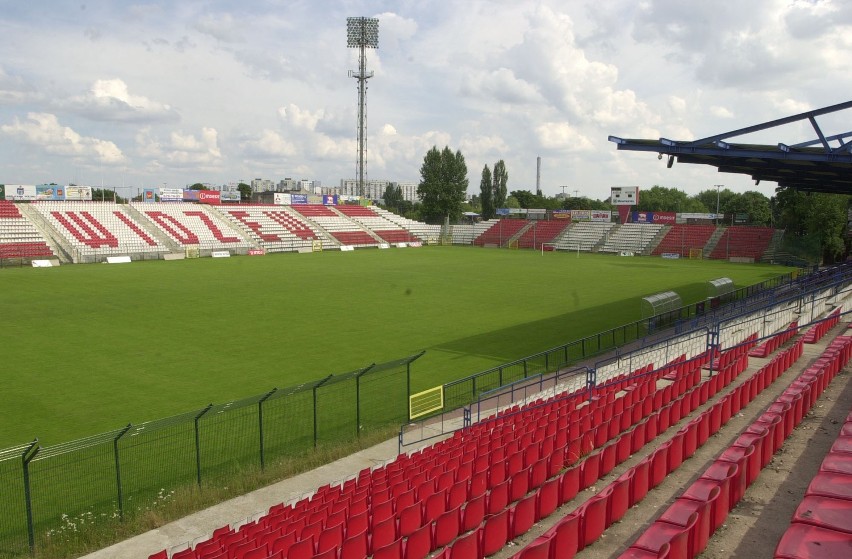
1, 0, 850, 201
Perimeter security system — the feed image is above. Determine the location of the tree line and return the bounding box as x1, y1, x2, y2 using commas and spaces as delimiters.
405, 145, 849, 263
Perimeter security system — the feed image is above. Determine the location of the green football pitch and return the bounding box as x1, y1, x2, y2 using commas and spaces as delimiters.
0, 247, 791, 448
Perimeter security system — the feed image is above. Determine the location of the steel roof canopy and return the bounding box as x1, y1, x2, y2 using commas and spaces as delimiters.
609, 100, 852, 194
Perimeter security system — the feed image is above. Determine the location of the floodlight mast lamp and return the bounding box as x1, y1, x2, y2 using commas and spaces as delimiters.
347, 17, 378, 199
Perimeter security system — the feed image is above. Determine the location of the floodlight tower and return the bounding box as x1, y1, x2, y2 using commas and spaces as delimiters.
347, 17, 379, 198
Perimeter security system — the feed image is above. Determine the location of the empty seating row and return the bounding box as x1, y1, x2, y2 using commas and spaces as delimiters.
709, 226, 774, 261
774, 340, 852, 559
450, 221, 498, 245
0, 202, 56, 259
473, 220, 528, 247
551, 222, 615, 252
598, 223, 665, 254
218, 206, 322, 252
31, 201, 168, 255
802, 308, 841, 343
292, 205, 378, 247
651, 224, 717, 257
516, 221, 568, 250
512, 326, 811, 559
620, 334, 850, 559
370, 208, 442, 241
130, 202, 253, 249
749, 321, 798, 357
150, 352, 704, 559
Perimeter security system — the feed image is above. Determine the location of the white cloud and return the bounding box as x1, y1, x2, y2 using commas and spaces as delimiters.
134, 126, 222, 168
535, 122, 595, 152
709, 105, 734, 119
194, 12, 244, 43
0, 67, 36, 104
63, 79, 179, 123
242, 129, 297, 158
1, 112, 126, 164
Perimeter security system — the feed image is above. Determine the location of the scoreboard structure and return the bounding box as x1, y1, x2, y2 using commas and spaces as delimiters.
610, 186, 639, 205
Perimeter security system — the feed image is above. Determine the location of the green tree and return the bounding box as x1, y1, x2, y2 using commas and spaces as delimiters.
382, 184, 403, 211
510, 189, 538, 209
417, 146, 469, 223
189, 183, 209, 190
727, 191, 771, 225
637, 185, 705, 213
238, 182, 252, 202
695, 187, 737, 217
480, 165, 494, 220
492, 160, 508, 209
91, 188, 126, 203
505, 195, 521, 209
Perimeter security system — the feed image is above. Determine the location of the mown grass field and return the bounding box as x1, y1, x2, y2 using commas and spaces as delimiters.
0, 247, 791, 448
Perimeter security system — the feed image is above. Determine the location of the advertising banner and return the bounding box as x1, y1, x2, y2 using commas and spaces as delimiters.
220, 191, 240, 202
197, 190, 221, 205
182, 189, 199, 201
571, 209, 591, 222
652, 212, 676, 224
36, 185, 62, 200
322, 194, 338, 205
552, 210, 571, 220
632, 211, 652, 223
273, 193, 292, 205
496, 208, 510, 216
291, 194, 308, 204
591, 210, 611, 222
143, 189, 157, 203
64, 186, 92, 201
159, 188, 183, 201
5, 184, 37, 200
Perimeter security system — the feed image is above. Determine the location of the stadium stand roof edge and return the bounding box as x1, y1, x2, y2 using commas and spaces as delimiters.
609, 100, 852, 194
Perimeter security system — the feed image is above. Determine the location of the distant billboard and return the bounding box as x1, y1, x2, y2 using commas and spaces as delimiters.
160, 188, 183, 201
273, 193, 292, 205
197, 190, 220, 205
552, 210, 571, 220
611, 186, 639, 206
65, 186, 92, 201
143, 189, 157, 202
5, 185, 37, 201
322, 194, 338, 205
591, 210, 612, 222
291, 194, 308, 204
220, 191, 240, 202
570, 209, 591, 221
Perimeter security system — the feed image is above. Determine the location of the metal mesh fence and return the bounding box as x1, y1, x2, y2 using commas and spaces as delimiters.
0, 444, 34, 557
119, 411, 200, 513
0, 354, 421, 555
28, 432, 124, 546
262, 384, 317, 460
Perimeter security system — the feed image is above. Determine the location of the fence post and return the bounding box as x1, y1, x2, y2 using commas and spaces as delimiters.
258, 389, 277, 470
194, 405, 212, 486
21, 440, 38, 553
355, 365, 375, 437
113, 424, 132, 520
313, 376, 333, 448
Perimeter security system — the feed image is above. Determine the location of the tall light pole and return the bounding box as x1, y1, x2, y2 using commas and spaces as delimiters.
347, 17, 379, 199
714, 184, 723, 225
